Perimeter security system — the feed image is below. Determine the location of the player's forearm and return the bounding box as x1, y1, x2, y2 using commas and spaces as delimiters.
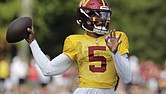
29, 40, 73, 76
112, 51, 132, 83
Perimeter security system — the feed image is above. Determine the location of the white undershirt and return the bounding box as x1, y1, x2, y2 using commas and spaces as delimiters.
29, 40, 131, 84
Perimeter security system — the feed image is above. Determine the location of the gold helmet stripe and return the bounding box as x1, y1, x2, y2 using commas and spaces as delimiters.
79, 0, 90, 7
101, 0, 106, 6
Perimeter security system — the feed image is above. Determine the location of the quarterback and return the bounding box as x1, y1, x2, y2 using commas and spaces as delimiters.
26, 0, 131, 94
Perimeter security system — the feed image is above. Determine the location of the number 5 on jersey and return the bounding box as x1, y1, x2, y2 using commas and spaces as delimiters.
88, 46, 107, 72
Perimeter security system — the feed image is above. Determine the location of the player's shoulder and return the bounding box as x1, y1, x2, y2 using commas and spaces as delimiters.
67, 34, 84, 38
115, 31, 128, 39
65, 34, 85, 43
66, 34, 85, 40
116, 31, 127, 36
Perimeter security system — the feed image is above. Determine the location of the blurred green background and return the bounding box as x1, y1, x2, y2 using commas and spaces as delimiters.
0, 0, 165, 64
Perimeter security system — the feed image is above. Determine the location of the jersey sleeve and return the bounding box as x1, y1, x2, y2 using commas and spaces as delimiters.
118, 32, 129, 55
62, 36, 76, 61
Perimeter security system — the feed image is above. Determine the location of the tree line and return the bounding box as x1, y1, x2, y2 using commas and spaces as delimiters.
0, 0, 165, 64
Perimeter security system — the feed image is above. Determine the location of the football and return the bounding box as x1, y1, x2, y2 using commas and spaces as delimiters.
6, 17, 32, 43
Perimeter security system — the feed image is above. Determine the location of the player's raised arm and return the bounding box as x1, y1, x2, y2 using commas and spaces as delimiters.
26, 28, 73, 76
105, 29, 132, 83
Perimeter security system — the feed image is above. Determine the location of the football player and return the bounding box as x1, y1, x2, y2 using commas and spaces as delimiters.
26, 0, 132, 94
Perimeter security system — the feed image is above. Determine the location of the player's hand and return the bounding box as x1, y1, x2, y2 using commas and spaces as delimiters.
26, 27, 35, 44
105, 29, 122, 54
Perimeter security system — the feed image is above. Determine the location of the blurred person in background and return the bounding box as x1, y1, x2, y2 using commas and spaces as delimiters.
9, 55, 28, 93
124, 55, 144, 94
0, 55, 10, 93
140, 60, 160, 94
27, 58, 40, 88
158, 60, 166, 94
26, 0, 131, 94
128, 55, 142, 85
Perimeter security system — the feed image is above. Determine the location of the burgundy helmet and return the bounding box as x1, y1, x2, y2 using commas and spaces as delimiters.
77, 0, 112, 35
